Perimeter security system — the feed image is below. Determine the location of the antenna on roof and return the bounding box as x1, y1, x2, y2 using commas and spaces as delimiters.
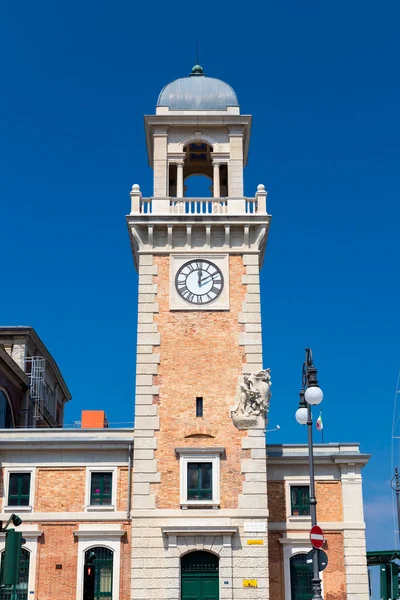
196, 35, 199, 66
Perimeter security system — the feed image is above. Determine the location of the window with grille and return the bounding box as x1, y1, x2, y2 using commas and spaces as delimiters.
8, 473, 31, 507
290, 486, 310, 516
84, 547, 113, 600
0, 548, 30, 600
90, 472, 112, 506
187, 463, 212, 501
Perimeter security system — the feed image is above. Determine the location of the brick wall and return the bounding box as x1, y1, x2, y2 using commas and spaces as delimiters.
267, 480, 343, 522
36, 523, 78, 600
36, 469, 86, 512
268, 532, 284, 600
316, 481, 343, 522
267, 481, 286, 521
153, 255, 248, 509
33, 467, 129, 512
35, 522, 131, 600
323, 532, 347, 600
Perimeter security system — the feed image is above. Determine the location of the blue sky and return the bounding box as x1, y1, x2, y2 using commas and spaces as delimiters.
1, 0, 399, 592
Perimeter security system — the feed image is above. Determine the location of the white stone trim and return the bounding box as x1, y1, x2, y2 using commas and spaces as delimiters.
179, 451, 220, 508
284, 478, 311, 522
162, 526, 237, 548
84, 466, 117, 512
3, 466, 36, 513
0, 511, 128, 521
280, 536, 325, 600
74, 525, 124, 600
340, 464, 370, 599
0, 526, 41, 598
169, 254, 230, 311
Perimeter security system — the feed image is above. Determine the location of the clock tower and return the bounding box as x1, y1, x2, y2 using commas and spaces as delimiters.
127, 64, 271, 600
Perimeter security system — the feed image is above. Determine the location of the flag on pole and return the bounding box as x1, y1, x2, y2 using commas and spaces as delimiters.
316, 412, 323, 431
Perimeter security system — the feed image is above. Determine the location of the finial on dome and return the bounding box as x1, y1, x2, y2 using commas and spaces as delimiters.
190, 64, 205, 76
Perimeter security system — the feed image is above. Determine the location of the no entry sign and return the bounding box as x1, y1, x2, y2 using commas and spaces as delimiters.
310, 525, 324, 549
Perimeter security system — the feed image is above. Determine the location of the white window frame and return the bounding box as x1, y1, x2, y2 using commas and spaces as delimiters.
176, 448, 223, 509
287, 480, 311, 522
0, 527, 41, 597
3, 467, 36, 513
85, 466, 117, 512
281, 539, 325, 600
74, 526, 124, 600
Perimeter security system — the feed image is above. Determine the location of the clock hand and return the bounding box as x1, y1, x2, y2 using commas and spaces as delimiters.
198, 269, 203, 286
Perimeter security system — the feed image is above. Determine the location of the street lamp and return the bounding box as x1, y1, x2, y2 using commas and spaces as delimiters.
295, 348, 324, 600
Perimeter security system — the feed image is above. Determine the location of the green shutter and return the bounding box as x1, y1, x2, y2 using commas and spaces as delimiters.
90, 473, 112, 506
291, 486, 310, 516
8, 474, 30, 507
188, 463, 212, 501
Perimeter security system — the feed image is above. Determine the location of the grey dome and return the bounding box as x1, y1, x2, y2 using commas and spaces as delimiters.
157, 69, 239, 111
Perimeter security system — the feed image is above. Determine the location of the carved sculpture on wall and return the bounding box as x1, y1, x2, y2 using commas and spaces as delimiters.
231, 369, 272, 429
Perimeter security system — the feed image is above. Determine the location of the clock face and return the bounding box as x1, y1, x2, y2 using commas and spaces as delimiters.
175, 259, 224, 305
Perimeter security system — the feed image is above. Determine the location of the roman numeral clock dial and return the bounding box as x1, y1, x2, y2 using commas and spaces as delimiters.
175, 259, 224, 305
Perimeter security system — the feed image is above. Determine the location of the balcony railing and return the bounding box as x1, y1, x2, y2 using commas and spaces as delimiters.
129, 185, 268, 216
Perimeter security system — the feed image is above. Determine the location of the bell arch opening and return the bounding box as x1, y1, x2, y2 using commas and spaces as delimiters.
169, 143, 228, 199
184, 174, 212, 198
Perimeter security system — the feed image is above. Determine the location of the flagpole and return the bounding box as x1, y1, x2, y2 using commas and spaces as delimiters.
321, 409, 324, 444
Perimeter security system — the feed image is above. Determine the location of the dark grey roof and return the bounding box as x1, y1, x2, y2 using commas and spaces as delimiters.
157, 75, 239, 111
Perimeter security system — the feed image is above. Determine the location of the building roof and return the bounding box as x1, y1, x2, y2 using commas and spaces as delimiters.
0, 326, 71, 401
157, 65, 239, 111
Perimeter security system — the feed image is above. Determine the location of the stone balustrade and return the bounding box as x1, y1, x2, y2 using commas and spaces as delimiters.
129, 184, 268, 216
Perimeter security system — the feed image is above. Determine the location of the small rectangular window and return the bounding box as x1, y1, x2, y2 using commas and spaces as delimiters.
291, 485, 310, 516
187, 463, 212, 501
90, 472, 112, 506
8, 473, 31, 506
196, 397, 203, 418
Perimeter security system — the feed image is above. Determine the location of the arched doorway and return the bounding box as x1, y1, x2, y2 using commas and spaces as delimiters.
181, 550, 219, 600
83, 547, 113, 600
0, 548, 30, 600
290, 553, 313, 600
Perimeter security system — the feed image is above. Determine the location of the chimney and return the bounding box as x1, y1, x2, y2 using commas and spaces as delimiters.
81, 410, 108, 429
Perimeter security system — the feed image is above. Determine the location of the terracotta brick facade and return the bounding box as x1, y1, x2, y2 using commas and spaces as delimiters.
0, 431, 132, 600
153, 255, 248, 509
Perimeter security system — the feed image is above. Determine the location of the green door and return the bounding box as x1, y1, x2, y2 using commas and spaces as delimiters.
290, 554, 313, 600
181, 551, 219, 600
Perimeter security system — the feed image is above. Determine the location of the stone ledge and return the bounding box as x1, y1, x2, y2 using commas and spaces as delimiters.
139, 255, 154, 266
136, 363, 158, 375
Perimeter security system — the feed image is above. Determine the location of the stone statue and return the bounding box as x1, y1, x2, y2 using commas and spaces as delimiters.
231, 369, 272, 429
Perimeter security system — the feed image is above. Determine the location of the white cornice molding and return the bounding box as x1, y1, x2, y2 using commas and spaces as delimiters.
163, 526, 237, 536
175, 447, 225, 455
269, 521, 366, 532
0, 512, 129, 522
73, 529, 126, 539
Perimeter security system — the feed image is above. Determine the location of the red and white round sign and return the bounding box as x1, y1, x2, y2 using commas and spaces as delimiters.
310, 525, 324, 549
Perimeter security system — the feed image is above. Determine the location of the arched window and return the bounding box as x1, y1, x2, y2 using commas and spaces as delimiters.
0, 548, 30, 600
181, 551, 219, 600
290, 553, 313, 600
0, 391, 13, 429
83, 546, 113, 600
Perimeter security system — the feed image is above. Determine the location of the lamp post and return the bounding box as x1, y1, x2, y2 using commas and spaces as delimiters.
295, 348, 324, 600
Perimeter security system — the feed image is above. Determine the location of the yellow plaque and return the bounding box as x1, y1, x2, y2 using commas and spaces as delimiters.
243, 579, 258, 588
247, 540, 264, 545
